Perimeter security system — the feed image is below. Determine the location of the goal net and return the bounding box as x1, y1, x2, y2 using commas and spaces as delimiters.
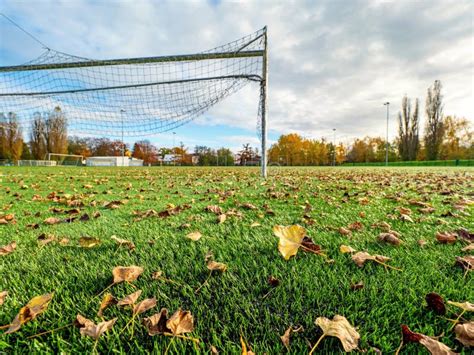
47, 153, 84, 166
0, 27, 269, 176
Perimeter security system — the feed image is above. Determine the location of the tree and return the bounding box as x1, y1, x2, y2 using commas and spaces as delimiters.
0, 112, 23, 161
194, 146, 216, 166
397, 95, 420, 161
424, 80, 444, 160
21, 142, 33, 160
238, 143, 254, 166
132, 140, 158, 164
216, 148, 234, 166
30, 112, 47, 159
45, 106, 68, 155
440, 116, 472, 160
68, 136, 92, 157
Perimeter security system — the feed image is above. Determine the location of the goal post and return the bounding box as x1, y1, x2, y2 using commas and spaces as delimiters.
47, 153, 84, 166
0, 27, 269, 177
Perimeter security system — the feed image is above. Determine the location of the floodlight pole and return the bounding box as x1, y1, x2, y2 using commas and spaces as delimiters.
383, 102, 390, 166
332, 128, 336, 166
260, 26, 268, 178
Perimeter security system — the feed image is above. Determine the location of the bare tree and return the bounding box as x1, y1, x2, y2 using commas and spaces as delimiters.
397, 95, 420, 161
30, 112, 47, 159
424, 80, 444, 160
45, 106, 68, 154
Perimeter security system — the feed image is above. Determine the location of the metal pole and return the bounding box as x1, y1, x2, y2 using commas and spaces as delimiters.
120, 109, 125, 165
332, 128, 336, 166
384, 102, 390, 166
260, 26, 268, 178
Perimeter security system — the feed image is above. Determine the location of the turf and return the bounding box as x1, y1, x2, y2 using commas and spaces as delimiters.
0, 166, 472, 354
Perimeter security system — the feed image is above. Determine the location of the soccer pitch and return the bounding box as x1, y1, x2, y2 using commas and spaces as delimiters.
0, 167, 472, 353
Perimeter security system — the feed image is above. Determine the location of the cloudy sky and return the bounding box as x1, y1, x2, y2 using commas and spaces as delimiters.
0, 0, 472, 151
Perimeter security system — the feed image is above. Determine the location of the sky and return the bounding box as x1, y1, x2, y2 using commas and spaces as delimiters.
0, 0, 472, 152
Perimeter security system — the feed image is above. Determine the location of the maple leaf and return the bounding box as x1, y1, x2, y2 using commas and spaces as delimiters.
5, 293, 53, 334
75, 314, 117, 340
0, 241, 16, 256
312, 315, 360, 353
79, 236, 101, 248
454, 321, 474, 347
97, 293, 117, 317
112, 266, 144, 284
186, 231, 202, 241
273, 224, 306, 260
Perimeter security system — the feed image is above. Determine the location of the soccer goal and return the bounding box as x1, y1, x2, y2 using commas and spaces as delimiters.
47, 153, 84, 166
0, 27, 269, 177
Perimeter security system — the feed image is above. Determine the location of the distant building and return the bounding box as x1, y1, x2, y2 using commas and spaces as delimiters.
86, 156, 143, 167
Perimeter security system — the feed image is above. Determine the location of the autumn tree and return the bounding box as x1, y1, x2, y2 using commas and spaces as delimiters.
424, 80, 444, 160
440, 116, 473, 160
0, 112, 23, 161
30, 112, 47, 159
68, 136, 92, 157
132, 140, 158, 164
45, 106, 68, 155
397, 95, 420, 161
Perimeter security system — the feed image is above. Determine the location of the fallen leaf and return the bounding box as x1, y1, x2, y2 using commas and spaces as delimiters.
436, 232, 457, 244
143, 308, 169, 335
456, 228, 474, 242
461, 244, 474, 252
401, 324, 456, 354
97, 293, 117, 317
340, 245, 356, 254
338, 227, 352, 236
273, 224, 306, 260
79, 236, 101, 248
378, 232, 402, 246
5, 293, 53, 334
454, 321, 474, 346
0, 290, 8, 306
447, 301, 474, 312
268, 276, 280, 287
205, 205, 223, 215
313, 315, 360, 352
217, 214, 227, 224
76, 314, 117, 340
425, 293, 446, 315
186, 231, 202, 241
37, 233, 56, 246
301, 236, 322, 254
280, 326, 303, 348
166, 309, 194, 335
110, 235, 135, 250
207, 260, 227, 272
351, 251, 392, 268
112, 266, 144, 284
0, 241, 16, 256
240, 335, 255, 355
133, 298, 157, 315
418, 240, 427, 247
350, 281, 364, 290
455, 256, 474, 272
118, 290, 142, 306
44, 217, 61, 225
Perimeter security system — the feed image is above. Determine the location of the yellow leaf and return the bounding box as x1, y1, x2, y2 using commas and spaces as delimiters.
133, 298, 157, 315
5, 293, 54, 334
207, 260, 227, 272
166, 309, 194, 335
186, 231, 202, 241
447, 301, 474, 312
273, 225, 306, 260
97, 293, 117, 317
340, 245, 356, 254
314, 315, 360, 352
79, 236, 101, 248
112, 265, 144, 284
118, 290, 142, 306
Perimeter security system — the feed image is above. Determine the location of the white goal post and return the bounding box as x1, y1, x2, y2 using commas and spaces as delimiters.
47, 153, 84, 166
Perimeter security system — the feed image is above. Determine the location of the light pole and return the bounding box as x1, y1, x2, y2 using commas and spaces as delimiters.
172, 132, 176, 148
383, 102, 390, 166
120, 109, 125, 164
332, 128, 336, 166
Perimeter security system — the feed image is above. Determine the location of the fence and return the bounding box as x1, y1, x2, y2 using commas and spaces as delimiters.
342, 160, 473, 167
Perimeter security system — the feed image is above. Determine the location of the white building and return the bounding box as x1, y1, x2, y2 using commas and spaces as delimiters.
86, 156, 143, 167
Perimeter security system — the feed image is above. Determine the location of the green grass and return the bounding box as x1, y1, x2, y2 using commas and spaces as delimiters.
0, 166, 473, 354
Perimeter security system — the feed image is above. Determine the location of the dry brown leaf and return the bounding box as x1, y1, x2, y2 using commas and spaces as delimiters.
338, 227, 352, 236
205, 205, 223, 215
418, 239, 427, 247
436, 232, 457, 244
207, 260, 227, 272
143, 308, 169, 335
186, 231, 202, 241
419, 336, 456, 355
454, 321, 474, 347
59, 238, 70, 246
44, 217, 61, 225
79, 236, 101, 248
280, 325, 303, 348
217, 214, 227, 224
37, 233, 56, 246
378, 232, 402, 246
166, 309, 194, 335
118, 290, 142, 306
76, 314, 117, 340
425, 292, 446, 315
273, 224, 306, 260
456, 256, 474, 272
0, 290, 8, 306
461, 244, 474, 252
133, 298, 157, 315
112, 265, 144, 284
5, 293, 53, 334
111, 235, 135, 250
340, 245, 356, 254
314, 315, 360, 352
0, 241, 16, 256
97, 293, 117, 317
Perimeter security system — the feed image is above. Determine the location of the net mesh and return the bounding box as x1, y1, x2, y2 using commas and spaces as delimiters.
0, 28, 265, 137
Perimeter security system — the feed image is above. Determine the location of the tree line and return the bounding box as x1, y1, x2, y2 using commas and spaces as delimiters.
0, 80, 472, 165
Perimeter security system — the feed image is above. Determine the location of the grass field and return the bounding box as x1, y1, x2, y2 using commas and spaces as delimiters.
0, 166, 473, 354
